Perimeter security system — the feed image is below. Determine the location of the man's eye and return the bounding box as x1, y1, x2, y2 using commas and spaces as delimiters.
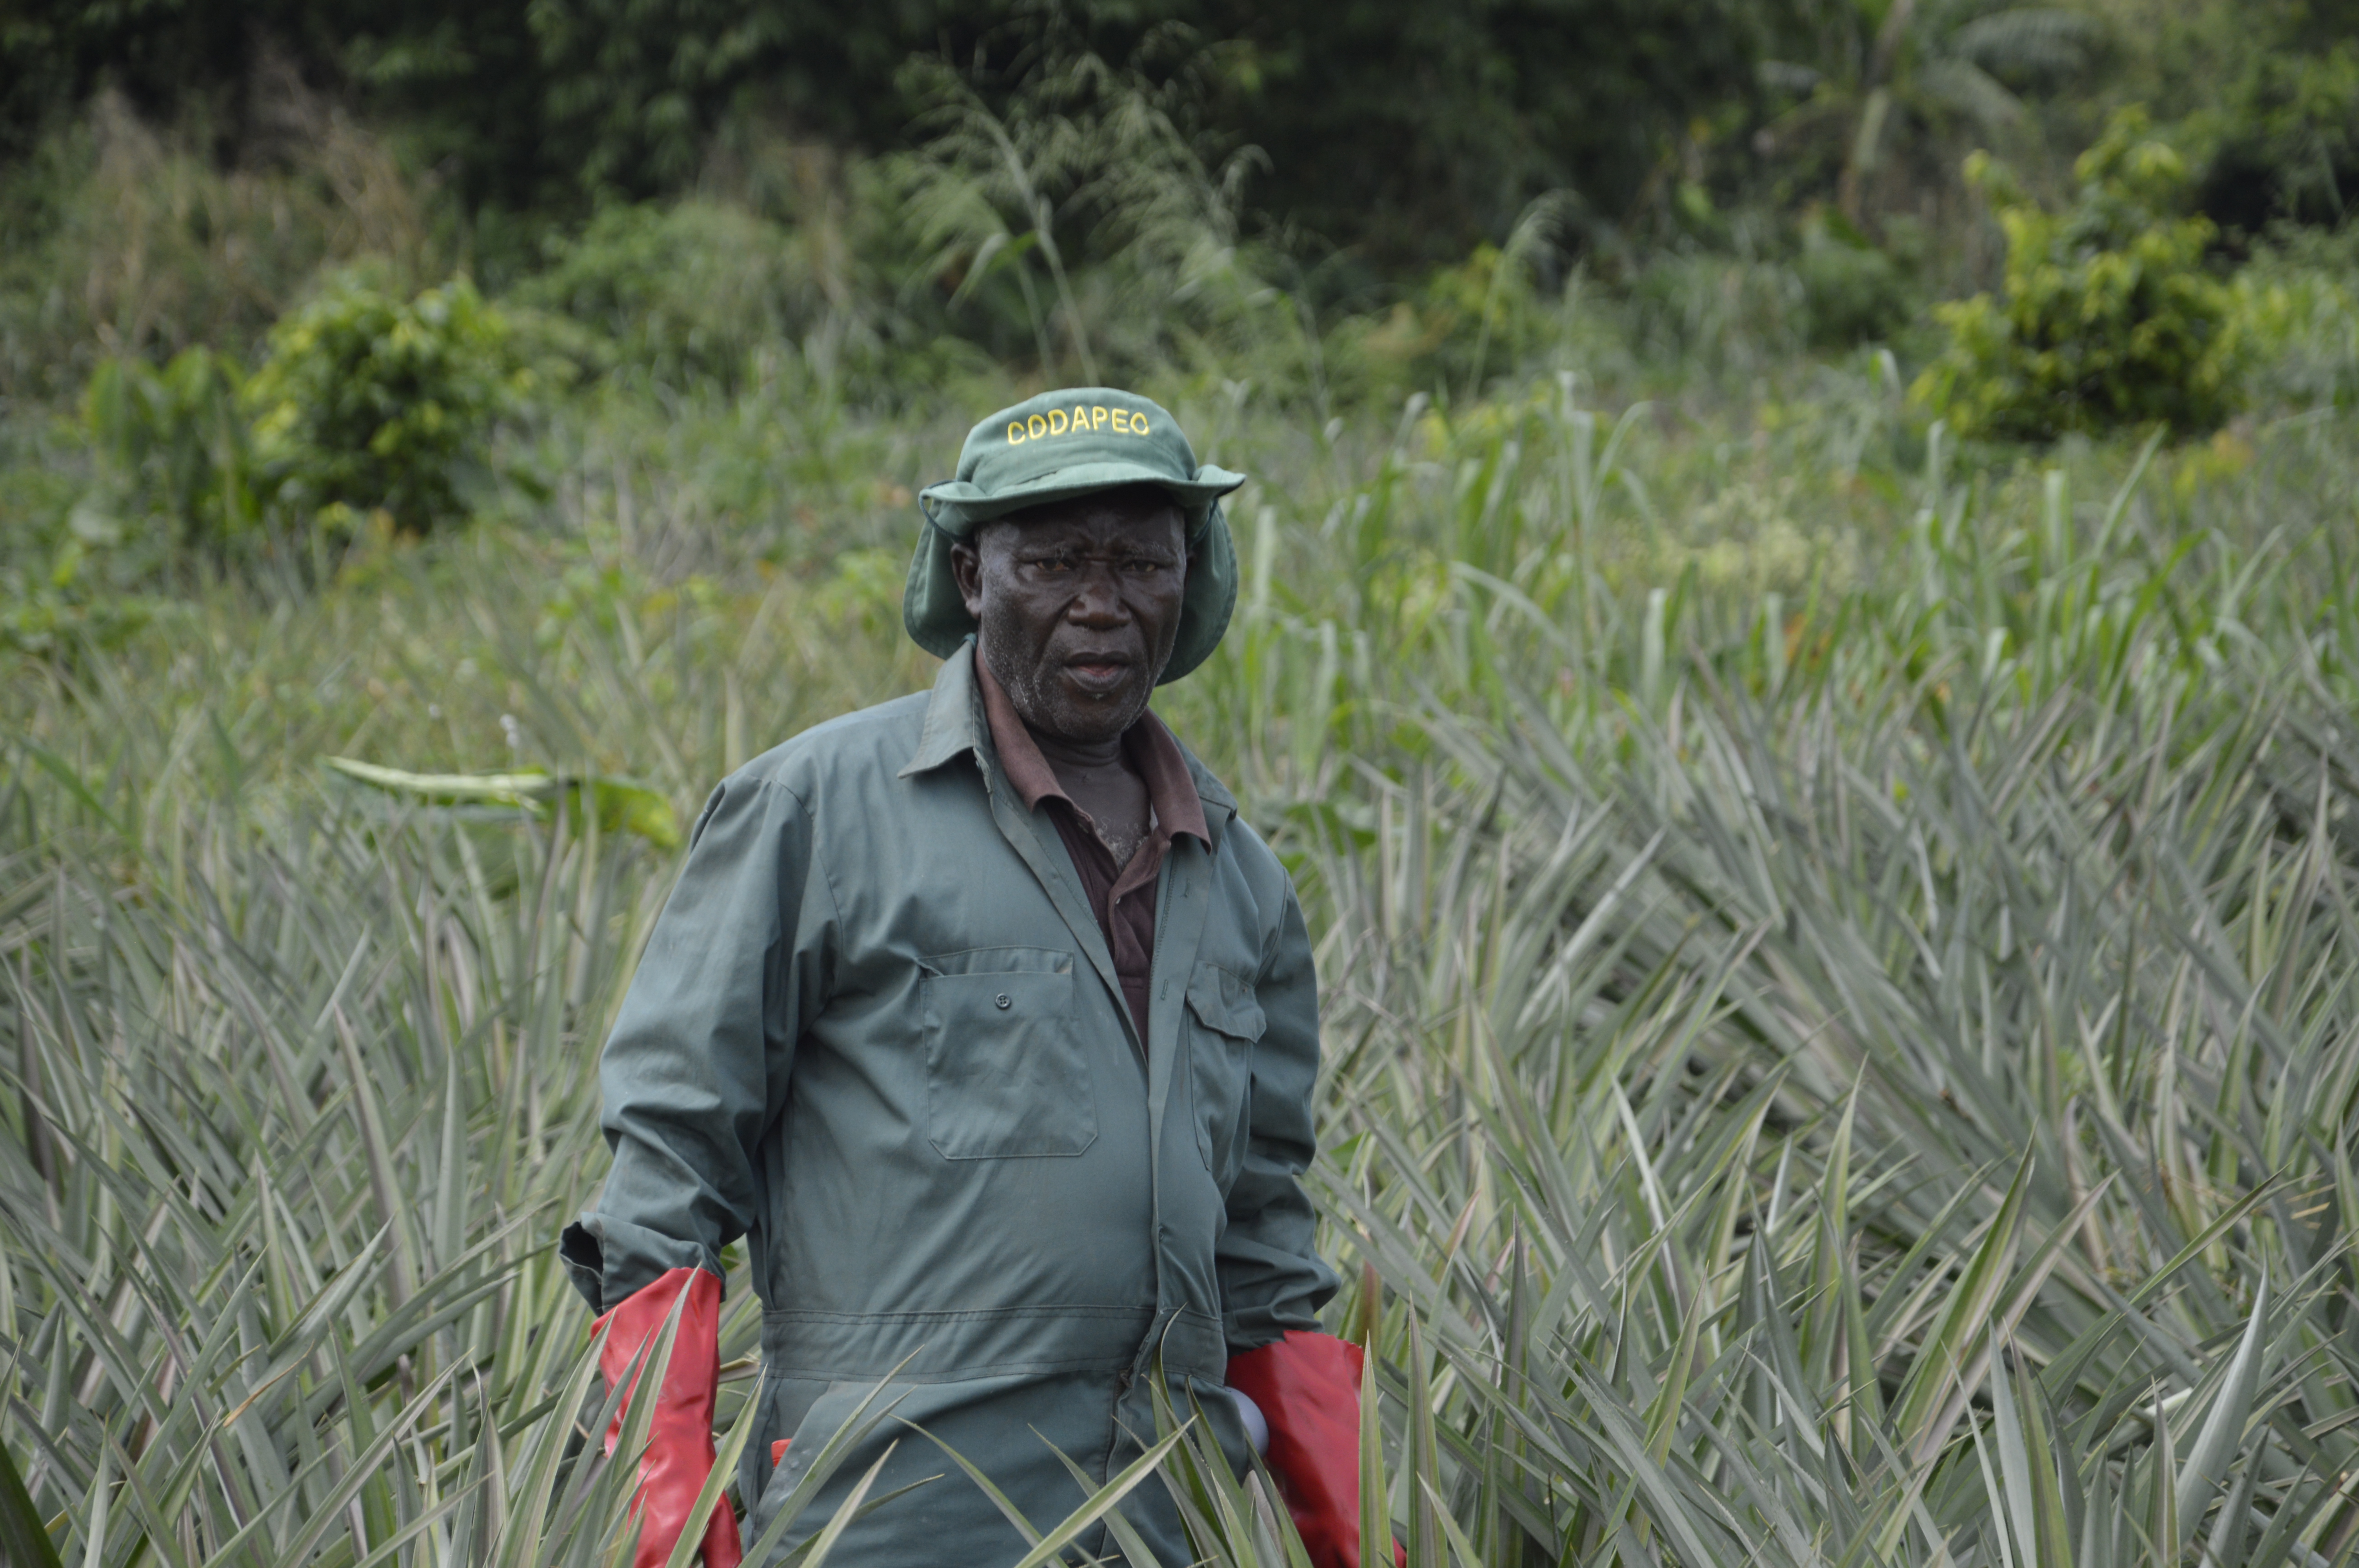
1121, 558, 1163, 574
1030, 555, 1077, 573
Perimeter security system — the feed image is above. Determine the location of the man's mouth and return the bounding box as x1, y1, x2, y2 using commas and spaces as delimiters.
1062, 655, 1135, 696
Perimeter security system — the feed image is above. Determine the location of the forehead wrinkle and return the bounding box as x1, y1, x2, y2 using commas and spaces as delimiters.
978, 507, 1184, 559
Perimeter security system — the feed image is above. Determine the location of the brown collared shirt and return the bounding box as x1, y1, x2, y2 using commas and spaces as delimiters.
976, 656, 1210, 1045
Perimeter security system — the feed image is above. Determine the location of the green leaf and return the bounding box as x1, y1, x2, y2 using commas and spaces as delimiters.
0, 1432, 64, 1568
324, 756, 681, 847
2173, 1274, 2271, 1550
1892, 1147, 2036, 1460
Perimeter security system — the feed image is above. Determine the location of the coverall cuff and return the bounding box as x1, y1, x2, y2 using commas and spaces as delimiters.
1222, 1301, 1324, 1358
561, 1216, 717, 1315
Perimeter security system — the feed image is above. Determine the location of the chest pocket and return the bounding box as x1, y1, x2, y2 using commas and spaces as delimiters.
920, 947, 1097, 1159
1185, 964, 1264, 1185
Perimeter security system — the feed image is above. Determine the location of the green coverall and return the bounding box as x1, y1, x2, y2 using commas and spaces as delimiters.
562, 640, 1338, 1563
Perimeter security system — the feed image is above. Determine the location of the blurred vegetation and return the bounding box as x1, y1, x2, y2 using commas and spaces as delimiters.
5, 1, 2359, 1564
241, 274, 531, 540
1914, 111, 2243, 440
0, 0, 1756, 272
80, 347, 254, 553
7, 344, 2359, 1568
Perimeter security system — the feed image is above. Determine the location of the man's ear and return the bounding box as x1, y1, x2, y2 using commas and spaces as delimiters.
950, 539, 985, 619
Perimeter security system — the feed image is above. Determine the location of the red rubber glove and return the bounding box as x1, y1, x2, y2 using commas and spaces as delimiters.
1226, 1330, 1403, 1568
595, 1267, 745, 1568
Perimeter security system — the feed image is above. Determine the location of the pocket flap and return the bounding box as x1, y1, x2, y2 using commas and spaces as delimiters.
1185, 964, 1265, 1041
920, 946, 1094, 1160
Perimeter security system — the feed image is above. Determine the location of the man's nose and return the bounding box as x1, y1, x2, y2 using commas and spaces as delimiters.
1066, 563, 1130, 622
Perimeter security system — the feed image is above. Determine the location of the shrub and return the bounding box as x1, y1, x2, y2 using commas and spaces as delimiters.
244, 274, 527, 537
515, 200, 823, 389
2233, 227, 2359, 410
0, 91, 435, 400
0, 556, 161, 659
1621, 252, 1809, 377
2190, 39, 2359, 232
81, 347, 258, 553
1793, 209, 1914, 348
1914, 109, 2242, 441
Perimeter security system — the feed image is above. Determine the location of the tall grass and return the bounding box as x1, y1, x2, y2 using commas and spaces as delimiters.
4, 379, 2358, 1567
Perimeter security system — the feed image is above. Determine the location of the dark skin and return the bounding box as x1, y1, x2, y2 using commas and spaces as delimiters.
950, 485, 1191, 866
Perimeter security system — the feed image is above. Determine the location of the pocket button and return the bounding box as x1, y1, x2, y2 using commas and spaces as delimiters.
995, 993, 1012, 1009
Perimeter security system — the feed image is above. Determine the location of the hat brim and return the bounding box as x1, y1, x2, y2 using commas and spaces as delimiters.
920, 461, 1246, 537
901, 499, 1239, 685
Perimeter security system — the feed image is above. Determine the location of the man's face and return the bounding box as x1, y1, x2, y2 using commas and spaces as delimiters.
951, 486, 1190, 744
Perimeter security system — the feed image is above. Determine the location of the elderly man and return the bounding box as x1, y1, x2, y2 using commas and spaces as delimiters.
561, 389, 1383, 1567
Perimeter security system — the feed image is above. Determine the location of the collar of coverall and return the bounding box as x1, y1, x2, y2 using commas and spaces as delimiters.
897, 643, 1236, 841
972, 650, 1210, 848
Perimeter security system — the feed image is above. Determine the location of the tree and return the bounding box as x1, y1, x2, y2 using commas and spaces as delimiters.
1, 0, 1770, 272
1754, 0, 2096, 226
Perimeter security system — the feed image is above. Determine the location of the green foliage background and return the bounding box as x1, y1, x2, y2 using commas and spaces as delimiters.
4, 2, 2359, 1566
242, 276, 529, 538
1915, 113, 2243, 439
0, 0, 1756, 269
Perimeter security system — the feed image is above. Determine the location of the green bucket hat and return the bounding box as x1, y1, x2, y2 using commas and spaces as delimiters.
905, 387, 1246, 684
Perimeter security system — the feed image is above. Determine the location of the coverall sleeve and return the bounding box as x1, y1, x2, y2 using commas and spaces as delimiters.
560, 773, 834, 1313
1218, 879, 1341, 1351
